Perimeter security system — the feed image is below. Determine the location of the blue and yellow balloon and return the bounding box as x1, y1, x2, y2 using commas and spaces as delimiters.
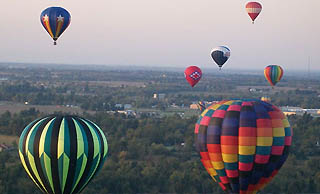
40, 7, 71, 45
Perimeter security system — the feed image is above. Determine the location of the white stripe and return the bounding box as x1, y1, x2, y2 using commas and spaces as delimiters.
246, 8, 262, 13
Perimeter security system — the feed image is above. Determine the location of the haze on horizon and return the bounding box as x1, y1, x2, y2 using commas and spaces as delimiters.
1, 0, 319, 71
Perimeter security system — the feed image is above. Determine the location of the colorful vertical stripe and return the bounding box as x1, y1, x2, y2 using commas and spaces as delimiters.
19, 116, 108, 194
264, 65, 284, 87
194, 100, 292, 194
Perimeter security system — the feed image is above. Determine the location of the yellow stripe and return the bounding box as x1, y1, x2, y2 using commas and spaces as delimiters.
239, 146, 256, 155
257, 137, 273, 146
210, 175, 217, 182
212, 161, 224, 170
27, 152, 48, 193
207, 168, 218, 176
44, 20, 54, 38
223, 100, 234, 105
282, 119, 290, 128
39, 119, 54, 158
19, 151, 43, 190
222, 154, 238, 163
57, 118, 65, 158
273, 127, 285, 137
56, 21, 63, 38
39, 119, 55, 192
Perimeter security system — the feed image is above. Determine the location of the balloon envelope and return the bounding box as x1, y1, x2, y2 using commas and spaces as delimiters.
40, 7, 71, 45
211, 46, 230, 69
19, 115, 108, 194
261, 96, 271, 103
184, 66, 202, 87
194, 99, 292, 194
264, 65, 283, 87
246, 2, 262, 23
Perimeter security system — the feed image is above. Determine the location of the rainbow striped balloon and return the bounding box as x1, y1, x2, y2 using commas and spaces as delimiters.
264, 65, 283, 87
194, 99, 292, 194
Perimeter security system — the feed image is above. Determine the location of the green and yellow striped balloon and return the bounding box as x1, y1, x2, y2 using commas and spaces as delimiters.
18, 116, 108, 194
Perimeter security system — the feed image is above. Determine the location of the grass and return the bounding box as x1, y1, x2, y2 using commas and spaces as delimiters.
0, 135, 19, 146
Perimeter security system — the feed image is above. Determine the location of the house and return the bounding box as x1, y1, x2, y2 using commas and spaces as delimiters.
153, 93, 165, 100
190, 104, 199, 109
115, 104, 123, 108
124, 104, 132, 110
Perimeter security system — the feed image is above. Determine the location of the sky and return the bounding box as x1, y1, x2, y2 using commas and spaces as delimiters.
1, 0, 320, 71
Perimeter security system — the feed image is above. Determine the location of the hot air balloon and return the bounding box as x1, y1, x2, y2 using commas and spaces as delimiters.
211, 46, 230, 70
197, 101, 206, 112
19, 115, 108, 194
264, 65, 283, 88
261, 96, 271, 103
194, 99, 292, 194
40, 7, 71, 45
246, 2, 262, 24
184, 66, 202, 87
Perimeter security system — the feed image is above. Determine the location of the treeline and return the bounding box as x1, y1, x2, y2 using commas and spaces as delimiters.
0, 110, 320, 193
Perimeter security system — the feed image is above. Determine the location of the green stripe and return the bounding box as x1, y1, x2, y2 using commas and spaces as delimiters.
19, 118, 41, 153
25, 118, 49, 193
88, 120, 108, 158
39, 118, 55, 192
57, 118, 70, 192
71, 118, 87, 193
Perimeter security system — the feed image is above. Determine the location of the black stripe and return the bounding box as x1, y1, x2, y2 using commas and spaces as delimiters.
51, 116, 63, 194
72, 118, 94, 193
33, 117, 54, 194
239, 171, 251, 178
21, 118, 47, 194
78, 119, 106, 193
63, 116, 78, 194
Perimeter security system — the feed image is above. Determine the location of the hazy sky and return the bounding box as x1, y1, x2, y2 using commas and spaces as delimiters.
1, 0, 319, 70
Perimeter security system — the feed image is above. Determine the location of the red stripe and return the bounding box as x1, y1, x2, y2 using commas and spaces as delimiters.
256, 119, 272, 128
239, 162, 253, 171
194, 124, 199, 134
239, 127, 257, 137
212, 110, 226, 118
207, 144, 221, 153
271, 146, 284, 155
200, 116, 211, 126
221, 136, 238, 145
200, 152, 210, 160
255, 155, 270, 164
285, 136, 292, 145
226, 169, 238, 178
227, 105, 241, 111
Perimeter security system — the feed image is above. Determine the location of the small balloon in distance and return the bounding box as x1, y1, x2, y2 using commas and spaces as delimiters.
211, 46, 230, 70
264, 65, 283, 87
184, 66, 202, 87
40, 7, 71, 45
246, 2, 262, 24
